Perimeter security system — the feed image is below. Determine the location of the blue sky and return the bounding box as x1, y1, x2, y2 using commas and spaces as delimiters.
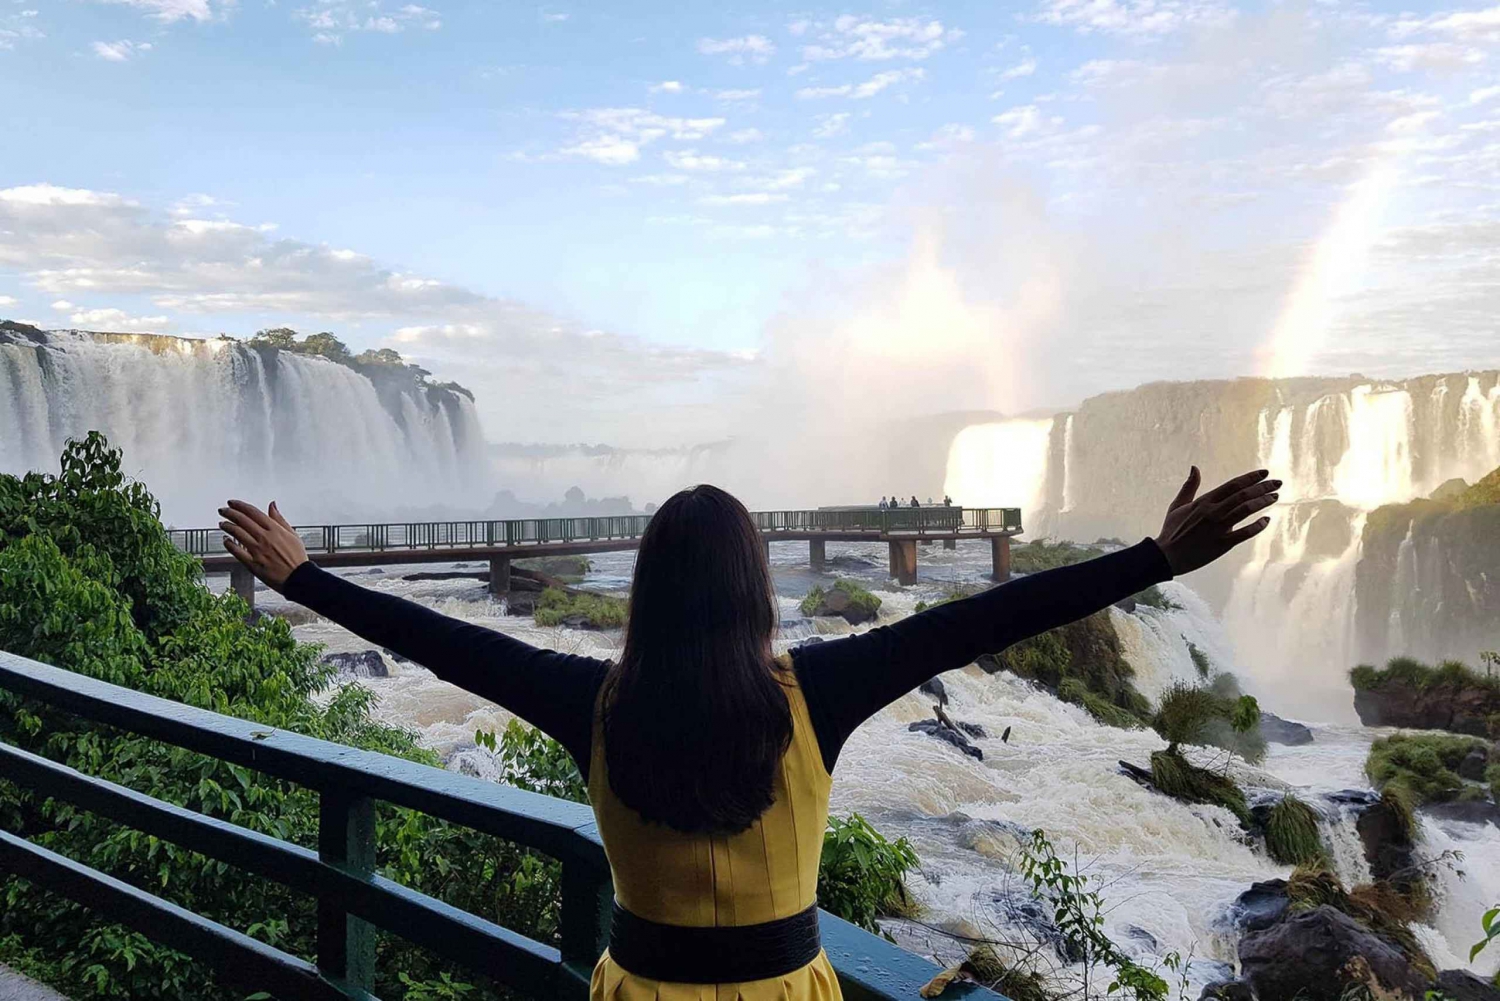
4, 0, 1500, 444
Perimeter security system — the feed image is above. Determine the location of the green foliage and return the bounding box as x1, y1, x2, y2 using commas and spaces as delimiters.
1264, 795, 1327, 866
1151, 680, 1265, 764
1186, 641, 1212, 679
989, 612, 1151, 730
475, 720, 587, 804
1349, 655, 1500, 696
1131, 586, 1182, 612
0, 434, 563, 1001
817, 813, 919, 937
1009, 541, 1106, 574
1365, 732, 1488, 808
246, 328, 464, 398
1473, 905, 1500, 963
533, 586, 626, 628
1017, 829, 1180, 1001
1488, 763, 1500, 802
1149, 750, 1251, 825
513, 555, 591, 581
399, 971, 476, 1000
800, 579, 882, 618
1454, 466, 1500, 510
912, 586, 977, 614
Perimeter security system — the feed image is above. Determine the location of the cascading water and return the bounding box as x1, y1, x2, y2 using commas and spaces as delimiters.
0, 329, 489, 523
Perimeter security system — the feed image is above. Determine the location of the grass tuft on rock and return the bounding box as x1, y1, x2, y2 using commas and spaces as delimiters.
1264, 795, 1327, 866
986, 611, 1152, 729
1132, 584, 1183, 612
1149, 749, 1251, 825
1286, 864, 1436, 978
1350, 655, 1500, 695
1060, 678, 1146, 729
1187, 640, 1212, 678
533, 586, 627, 628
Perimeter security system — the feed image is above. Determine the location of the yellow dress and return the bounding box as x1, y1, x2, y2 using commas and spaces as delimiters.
587, 656, 842, 1001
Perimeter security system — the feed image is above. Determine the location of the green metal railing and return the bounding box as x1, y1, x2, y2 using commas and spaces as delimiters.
0, 651, 1002, 1001
169, 508, 1023, 558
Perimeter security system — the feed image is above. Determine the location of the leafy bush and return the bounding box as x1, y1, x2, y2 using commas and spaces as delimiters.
1349, 655, 1500, 695
1488, 763, 1500, 802
1365, 732, 1488, 807
533, 587, 626, 628
1009, 541, 1106, 574
1264, 795, 1326, 866
1151, 680, 1264, 764
800, 579, 882, 618
1131, 586, 1182, 612
0, 434, 565, 1000
817, 813, 918, 936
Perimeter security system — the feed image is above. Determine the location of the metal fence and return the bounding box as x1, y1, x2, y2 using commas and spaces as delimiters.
0, 651, 1002, 1001
169, 508, 1022, 558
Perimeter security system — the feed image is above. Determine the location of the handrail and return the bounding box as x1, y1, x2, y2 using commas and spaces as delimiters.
168, 507, 1024, 558
0, 651, 1003, 1001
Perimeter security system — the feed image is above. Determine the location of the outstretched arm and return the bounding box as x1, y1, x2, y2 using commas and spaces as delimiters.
790, 467, 1280, 771
218, 500, 609, 774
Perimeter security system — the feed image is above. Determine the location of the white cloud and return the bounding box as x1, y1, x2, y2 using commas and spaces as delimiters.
63, 307, 170, 330
748, 167, 816, 190
540, 9, 568, 22
801, 16, 961, 61
51, 300, 74, 311
1, 185, 136, 208
697, 35, 775, 65
97, 0, 217, 24
919, 123, 977, 148
92, 39, 152, 61
797, 68, 924, 100
999, 55, 1037, 80
1033, 0, 1233, 36
650, 80, 684, 94
0, 295, 17, 308
812, 112, 851, 137
715, 88, 761, 102
630, 174, 691, 186
1375, 43, 1485, 73
1472, 85, 1500, 104
1393, 4, 1500, 43
663, 150, 745, 172
295, 1, 441, 43
726, 128, 765, 143
993, 104, 1046, 138
701, 193, 789, 205
558, 108, 727, 165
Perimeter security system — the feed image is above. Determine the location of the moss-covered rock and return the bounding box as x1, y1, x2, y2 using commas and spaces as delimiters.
533, 586, 626, 629
1350, 656, 1500, 737
1364, 731, 1491, 810
800, 580, 882, 624
982, 610, 1151, 728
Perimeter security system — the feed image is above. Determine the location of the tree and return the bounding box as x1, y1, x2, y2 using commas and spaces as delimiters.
248, 326, 298, 349
297, 332, 352, 364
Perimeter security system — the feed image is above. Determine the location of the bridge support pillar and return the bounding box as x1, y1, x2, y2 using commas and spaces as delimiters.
489, 557, 510, 594
889, 540, 917, 586
809, 538, 826, 571
920, 539, 932, 546
943, 538, 956, 550
991, 537, 1012, 582
230, 564, 256, 609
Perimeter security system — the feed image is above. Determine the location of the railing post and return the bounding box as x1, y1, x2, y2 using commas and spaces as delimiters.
317, 790, 376, 992
558, 860, 612, 996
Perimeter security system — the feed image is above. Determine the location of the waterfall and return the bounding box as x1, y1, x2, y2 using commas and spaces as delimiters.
942, 418, 1056, 534
0, 329, 490, 524
1060, 414, 1077, 514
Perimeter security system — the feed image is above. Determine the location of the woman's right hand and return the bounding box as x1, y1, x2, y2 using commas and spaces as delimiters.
219, 499, 309, 591
1153, 467, 1281, 576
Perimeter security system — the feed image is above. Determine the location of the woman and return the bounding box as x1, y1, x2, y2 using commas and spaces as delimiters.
219, 466, 1278, 1001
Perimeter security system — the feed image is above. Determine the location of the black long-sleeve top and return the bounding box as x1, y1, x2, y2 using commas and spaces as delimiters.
281, 539, 1172, 778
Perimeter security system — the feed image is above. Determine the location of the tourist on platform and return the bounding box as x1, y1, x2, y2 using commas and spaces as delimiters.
878, 497, 888, 510
943, 495, 952, 507
219, 465, 1278, 1000
909, 495, 920, 507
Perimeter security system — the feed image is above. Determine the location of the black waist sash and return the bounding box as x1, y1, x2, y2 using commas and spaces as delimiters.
608, 901, 822, 984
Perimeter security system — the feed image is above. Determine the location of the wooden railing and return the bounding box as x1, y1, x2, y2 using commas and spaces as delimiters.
168, 508, 1023, 558
0, 651, 1002, 1001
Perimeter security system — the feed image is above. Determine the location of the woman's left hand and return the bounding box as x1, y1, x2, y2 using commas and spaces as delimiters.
219, 500, 308, 590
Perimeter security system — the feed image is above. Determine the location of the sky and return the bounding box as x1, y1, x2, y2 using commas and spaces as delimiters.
4, 0, 1500, 446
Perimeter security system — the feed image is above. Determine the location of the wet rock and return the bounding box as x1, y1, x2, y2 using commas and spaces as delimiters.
402, 570, 488, 582
1355, 797, 1417, 888
1198, 980, 1255, 1001
1458, 747, 1490, 781
790, 636, 826, 649
919, 676, 948, 706
956, 720, 986, 739
975, 653, 1005, 675
320, 650, 388, 679
1229, 879, 1289, 933
1325, 789, 1379, 808
1113, 595, 1138, 614
1117, 760, 1156, 789
1434, 969, 1500, 1001
1259, 712, 1315, 746
381, 647, 411, 665
908, 720, 983, 760
363, 567, 384, 575
1352, 677, 1500, 738
992, 895, 1084, 964
1422, 799, 1500, 828
1125, 925, 1158, 951
805, 586, 880, 625
1239, 905, 1431, 1001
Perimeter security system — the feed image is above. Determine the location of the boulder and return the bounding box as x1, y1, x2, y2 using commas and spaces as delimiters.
1117, 760, 1156, 789
1433, 970, 1500, 1001
1259, 712, 1315, 746
1239, 905, 1432, 1001
1458, 747, 1490, 781
919, 676, 948, 706
1198, 981, 1255, 1001
320, 650, 388, 679
1353, 679, 1500, 738
1355, 796, 1417, 887
908, 720, 983, 760
1229, 879, 1290, 933
790, 636, 826, 650
806, 586, 880, 625
975, 653, 1005, 675
1422, 799, 1500, 827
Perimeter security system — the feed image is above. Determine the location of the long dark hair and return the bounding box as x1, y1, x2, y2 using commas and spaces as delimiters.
602, 484, 791, 834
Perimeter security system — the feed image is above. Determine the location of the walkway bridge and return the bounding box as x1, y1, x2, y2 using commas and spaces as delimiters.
0, 651, 1005, 1001
173, 507, 1024, 608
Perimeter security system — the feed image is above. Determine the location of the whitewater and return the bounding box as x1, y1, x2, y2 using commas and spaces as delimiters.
261, 539, 1500, 992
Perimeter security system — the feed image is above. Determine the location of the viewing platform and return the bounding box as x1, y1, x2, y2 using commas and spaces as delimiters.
172, 507, 1024, 608
0, 651, 1005, 1001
